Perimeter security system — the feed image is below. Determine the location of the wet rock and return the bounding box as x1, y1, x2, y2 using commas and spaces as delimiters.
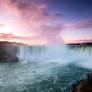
72, 73, 92, 92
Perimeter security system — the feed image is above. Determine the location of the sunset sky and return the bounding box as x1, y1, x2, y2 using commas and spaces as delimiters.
0, 0, 92, 45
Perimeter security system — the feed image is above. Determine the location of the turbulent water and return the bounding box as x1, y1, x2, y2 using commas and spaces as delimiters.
0, 45, 92, 92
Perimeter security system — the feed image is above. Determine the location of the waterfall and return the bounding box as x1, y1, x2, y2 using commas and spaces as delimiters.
17, 45, 78, 65
17, 45, 92, 68
17, 46, 46, 63
68, 45, 92, 69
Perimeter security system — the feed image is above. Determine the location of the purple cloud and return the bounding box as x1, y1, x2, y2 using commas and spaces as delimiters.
65, 17, 92, 29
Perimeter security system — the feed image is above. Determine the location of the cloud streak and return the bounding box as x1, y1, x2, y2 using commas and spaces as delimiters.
0, 33, 48, 45
65, 17, 92, 29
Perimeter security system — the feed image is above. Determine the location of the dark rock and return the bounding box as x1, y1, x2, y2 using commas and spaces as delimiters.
72, 73, 92, 92
0, 41, 19, 62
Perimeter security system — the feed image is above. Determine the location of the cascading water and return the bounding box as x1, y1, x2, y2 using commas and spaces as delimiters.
0, 45, 92, 92
70, 46, 92, 69
18, 46, 47, 63
18, 45, 78, 64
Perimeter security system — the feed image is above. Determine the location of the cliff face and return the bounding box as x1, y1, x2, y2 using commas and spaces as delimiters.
72, 73, 92, 92
0, 41, 19, 62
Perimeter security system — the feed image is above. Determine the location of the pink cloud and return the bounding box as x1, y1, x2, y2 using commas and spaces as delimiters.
0, 0, 63, 44
0, 33, 35, 40
0, 33, 48, 45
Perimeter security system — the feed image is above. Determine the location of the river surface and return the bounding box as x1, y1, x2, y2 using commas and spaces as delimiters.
0, 45, 92, 92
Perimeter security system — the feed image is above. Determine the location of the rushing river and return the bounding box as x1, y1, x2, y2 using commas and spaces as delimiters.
0, 45, 92, 92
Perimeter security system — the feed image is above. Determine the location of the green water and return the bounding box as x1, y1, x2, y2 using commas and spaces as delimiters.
0, 62, 91, 92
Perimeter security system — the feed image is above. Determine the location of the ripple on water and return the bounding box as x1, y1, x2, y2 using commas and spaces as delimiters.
0, 62, 91, 92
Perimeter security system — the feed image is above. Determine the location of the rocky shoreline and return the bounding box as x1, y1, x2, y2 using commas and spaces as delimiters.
72, 73, 92, 92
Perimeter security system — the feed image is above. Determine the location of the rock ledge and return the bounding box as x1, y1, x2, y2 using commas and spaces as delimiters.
72, 73, 92, 92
